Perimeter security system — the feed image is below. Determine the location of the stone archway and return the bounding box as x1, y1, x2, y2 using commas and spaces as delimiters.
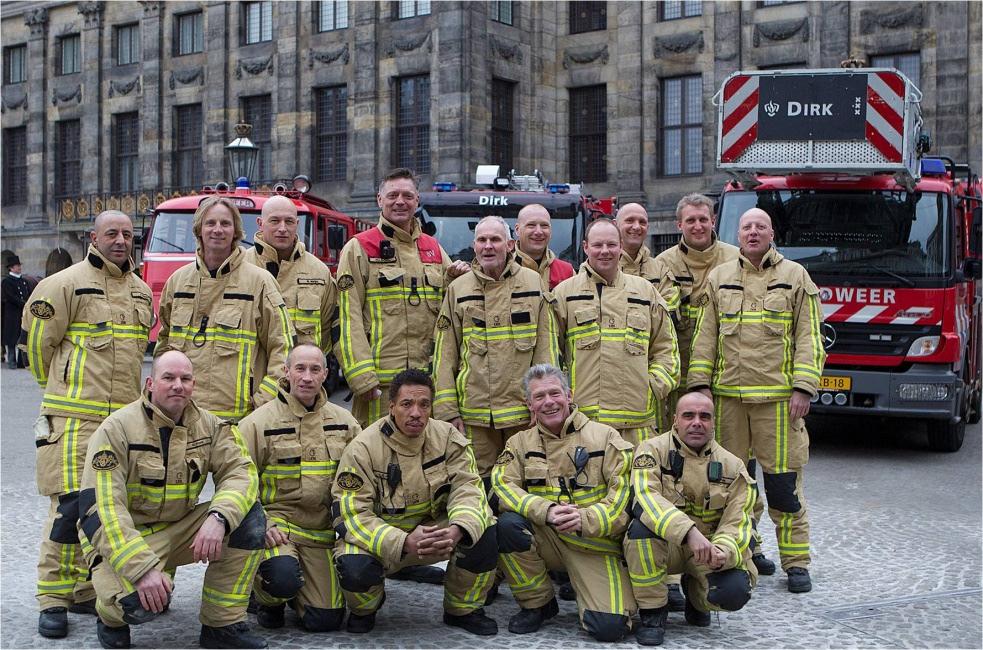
45, 248, 73, 277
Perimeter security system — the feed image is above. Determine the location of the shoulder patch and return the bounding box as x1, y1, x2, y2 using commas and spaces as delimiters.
633, 454, 657, 469
436, 314, 451, 330
495, 449, 515, 466
696, 293, 710, 307
336, 471, 364, 491
92, 449, 119, 471
337, 274, 355, 291
30, 300, 54, 320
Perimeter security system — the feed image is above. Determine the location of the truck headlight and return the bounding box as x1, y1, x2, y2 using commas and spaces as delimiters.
898, 384, 949, 401
906, 336, 939, 358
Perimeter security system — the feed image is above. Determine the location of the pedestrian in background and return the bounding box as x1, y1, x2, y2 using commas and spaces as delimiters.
2, 254, 30, 368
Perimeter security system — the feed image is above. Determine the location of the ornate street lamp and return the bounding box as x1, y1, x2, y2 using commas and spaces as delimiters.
225, 121, 259, 187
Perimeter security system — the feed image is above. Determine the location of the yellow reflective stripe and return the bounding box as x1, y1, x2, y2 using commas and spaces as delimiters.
277, 304, 293, 354
711, 384, 793, 399
337, 290, 361, 376
28, 313, 47, 385
168, 326, 258, 344
634, 465, 685, 539
365, 286, 441, 301
557, 531, 620, 553
126, 478, 205, 502
587, 448, 631, 536
339, 480, 395, 557
528, 484, 607, 506
808, 293, 824, 371
260, 376, 279, 397
775, 401, 788, 473
604, 554, 622, 613
269, 516, 335, 544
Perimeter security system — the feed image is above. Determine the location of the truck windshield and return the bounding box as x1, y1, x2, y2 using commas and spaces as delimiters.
718, 190, 950, 285
418, 202, 584, 264
147, 211, 311, 253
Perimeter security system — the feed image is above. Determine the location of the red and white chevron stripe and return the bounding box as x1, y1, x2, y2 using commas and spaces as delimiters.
865, 71, 905, 163
720, 75, 759, 163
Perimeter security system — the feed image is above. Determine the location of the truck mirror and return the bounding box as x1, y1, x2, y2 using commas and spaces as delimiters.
327, 224, 346, 250
971, 206, 982, 256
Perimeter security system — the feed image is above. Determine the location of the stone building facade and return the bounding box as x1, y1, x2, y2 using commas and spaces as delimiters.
1, 0, 980, 272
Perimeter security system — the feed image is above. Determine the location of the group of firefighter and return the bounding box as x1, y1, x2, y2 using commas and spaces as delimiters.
20, 166, 825, 649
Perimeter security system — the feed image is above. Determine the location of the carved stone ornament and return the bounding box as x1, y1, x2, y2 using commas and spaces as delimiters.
562, 44, 609, 69
860, 3, 923, 34
109, 76, 141, 98
169, 66, 204, 89
490, 36, 523, 63
235, 54, 274, 79
25, 7, 48, 37
383, 32, 432, 58
77, 1, 105, 27
753, 17, 809, 47
139, 1, 163, 16
308, 44, 350, 68
52, 84, 82, 106
653, 32, 704, 57
1, 87, 27, 113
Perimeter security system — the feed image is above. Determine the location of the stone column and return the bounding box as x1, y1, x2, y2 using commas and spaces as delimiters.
138, 1, 164, 191
204, 1, 231, 178
348, 1, 380, 208
24, 7, 49, 227
78, 1, 105, 195
433, 3, 467, 184
273, 1, 300, 176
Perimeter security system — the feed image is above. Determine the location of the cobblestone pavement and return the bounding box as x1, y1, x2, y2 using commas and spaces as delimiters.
2, 362, 980, 648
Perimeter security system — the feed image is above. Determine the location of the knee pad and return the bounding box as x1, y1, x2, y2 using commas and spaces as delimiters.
626, 517, 657, 540
496, 512, 533, 553
335, 554, 384, 593
257, 556, 304, 599
50, 492, 81, 544
706, 568, 752, 611
228, 502, 267, 550
300, 606, 345, 632
119, 591, 162, 626
455, 524, 498, 573
582, 610, 630, 642
762, 472, 801, 513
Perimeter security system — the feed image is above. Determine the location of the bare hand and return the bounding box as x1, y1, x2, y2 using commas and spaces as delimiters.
417, 524, 464, 558
789, 391, 811, 421
685, 526, 715, 566
708, 544, 727, 570
265, 525, 289, 549
404, 525, 443, 558
450, 417, 465, 434
546, 504, 582, 533
191, 515, 226, 563
134, 568, 172, 614
698, 388, 713, 401
369, 387, 383, 401
447, 261, 470, 279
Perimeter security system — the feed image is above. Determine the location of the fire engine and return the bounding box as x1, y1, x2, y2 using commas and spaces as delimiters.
417, 165, 617, 265
713, 67, 982, 452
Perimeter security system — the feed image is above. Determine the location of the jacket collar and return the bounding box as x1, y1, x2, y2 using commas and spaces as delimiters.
379, 415, 427, 456
196, 245, 244, 278
738, 245, 782, 271
670, 427, 715, 458
537, 406, 589, 440
141, 388, 200, 430
620, 244, 651, 268
378, 214, 421, 244
471, 252, 520, 283
580, 261, 623, 287
275, 379, 327, 416
86, 244, 133, 278
515, 246, 556, 273
254, 233, 304, 265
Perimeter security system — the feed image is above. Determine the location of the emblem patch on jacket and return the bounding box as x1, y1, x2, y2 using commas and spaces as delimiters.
632, 454, 657, 469
495, 449, 515, 466
436, 315, 450, 330
92, 450, 119, 471
337, 275, 355, 291
30, 300, 54, 320
336, 471, 363, 490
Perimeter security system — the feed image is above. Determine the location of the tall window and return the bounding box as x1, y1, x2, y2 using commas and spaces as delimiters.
2, 127, 27, 206
3, 45, 26, 84
395, 75, 430, 173
660, 75, 702, 176
241, 95, 272, 181
175, 12, 204, 55
491, 79, 516, 172
58, 34, 81, 75
395, 0, 431, 19
56, 120, 81, 198
661, 1, 701, 20
112, 113, 140, 192
243, 1, 273, 44
569, 85, 607, 182
315, 86, 348, 181
758, 0, 801, 6
491, 1, 514, 25
569, 1, 606, 34
871, 52, 921, 89
316, 1, 348, 31
114, 24, 140, 66
173, 105, 203, 188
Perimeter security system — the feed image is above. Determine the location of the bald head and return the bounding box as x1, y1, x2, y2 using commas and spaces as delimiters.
261, 195, 298, 220
674, 391, 715, 450
147, 351, 195, 421
616, 203, 649, 256
737, 208, 774, 265
258, 196, 300, 257
91, 210, 134, 267
515, 204, 552, 259
284, 343, 327, 406
738, 208, 772, 228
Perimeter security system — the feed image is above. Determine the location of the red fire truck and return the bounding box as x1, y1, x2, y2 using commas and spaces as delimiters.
417, 165, 617, 265
141, 175, 372, 344
714, 68, 982, 451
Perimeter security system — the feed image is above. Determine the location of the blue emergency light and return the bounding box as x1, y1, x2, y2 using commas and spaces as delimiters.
920, 159, 946, 176
432, 182, 457, 192
547, 183, 570, 194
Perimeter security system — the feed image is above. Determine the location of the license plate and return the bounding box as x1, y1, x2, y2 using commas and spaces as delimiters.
819, 375, 852, 391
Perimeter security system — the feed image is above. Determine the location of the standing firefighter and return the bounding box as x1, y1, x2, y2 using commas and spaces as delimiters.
616, 203, 661, 283
688, 207, 825, 593
432, 216, 558, 478
331, 370, 499, 636
156, 196, 293, 421
21, 211, 152, 639
513, 204, 575, 290
237, 344, 361, 633
552, 218, 679, 447
78, 351, 268, 649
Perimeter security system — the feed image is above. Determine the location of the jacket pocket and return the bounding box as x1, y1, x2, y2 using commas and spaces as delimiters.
212, 308, 243, 355
270, 442, 303, 493
131, 459, 166, 514
719, 292, 743, 336
186, 454, 206, 508
573, 306, 600, 350
378, 268, 406, 315
466, 307, 488, 355
424, 266, 444, 314
762, 292, 790, 336
624, 309, 650, 355
292, 293, 322, 338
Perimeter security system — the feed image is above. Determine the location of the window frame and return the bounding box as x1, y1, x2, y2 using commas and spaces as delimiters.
870, 51, 921, 89
393, 0, 431, 20
491, 78, 516, 173
242, 1, 273, 45
111, 112, 140, 193
569, 1, 606, 34
2, 126, 28, 206
113, 23, 140, 67
174, 11, 204, 56
490, 0, 514, 25
314, 85, 349, 182
3, 44, 27, 84
55, 120, 82, 198
315, 0, 349, 32
240, 94, 273, 182
57, 34, 81, 76
172, 104, 203, 188
659, 74, 703, 177
660, 0, 702, 21
394, 74, 431, 173
568, 84, 608, 183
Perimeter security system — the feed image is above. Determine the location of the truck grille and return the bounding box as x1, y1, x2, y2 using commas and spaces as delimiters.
824, 322, 940, 357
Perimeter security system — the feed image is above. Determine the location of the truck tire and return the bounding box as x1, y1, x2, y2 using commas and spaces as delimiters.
926, 418, 965, 452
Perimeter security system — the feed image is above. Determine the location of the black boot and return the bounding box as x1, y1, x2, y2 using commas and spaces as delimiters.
256, 604, 285, 629
636, 606, 668, 646
388, 565, 445, 585
199, 622, 268, 649
346, 611, 376, 634
752, 553, 776, 576
443, 608, 498, 636
97, 620, 131, 649
508, 598, 559, 634
666, 584, 685, 612
483, 579, 500, 606
786, 567, 812, 593
684, 599, 711, 627
70, 599, 98, 616
38, 607, 68, 639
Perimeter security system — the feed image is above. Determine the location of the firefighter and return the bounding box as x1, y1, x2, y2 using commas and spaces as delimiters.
331, 369, 499, 636
624, 391, 757, 645
492, 363, 635, 641
513, 204, 575, 290
432, 215, 558, 478
688, 207, 825, 593
551, 218, 679, 448
244, 195, 337, 353
334, 167, 468, 429
237, 344, 361, 632
77, 351, 268, 649
156, 196, 293, 421
21, 211, 152, 639
616, 203, 660, 283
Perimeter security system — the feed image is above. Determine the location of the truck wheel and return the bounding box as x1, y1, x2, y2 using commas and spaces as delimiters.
927, 418, 965, 452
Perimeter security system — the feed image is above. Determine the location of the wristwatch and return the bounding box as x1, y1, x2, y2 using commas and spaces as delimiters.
209, 511, 227, 525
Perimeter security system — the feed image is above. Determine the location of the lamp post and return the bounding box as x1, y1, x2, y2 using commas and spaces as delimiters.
225, 121, 259, 189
